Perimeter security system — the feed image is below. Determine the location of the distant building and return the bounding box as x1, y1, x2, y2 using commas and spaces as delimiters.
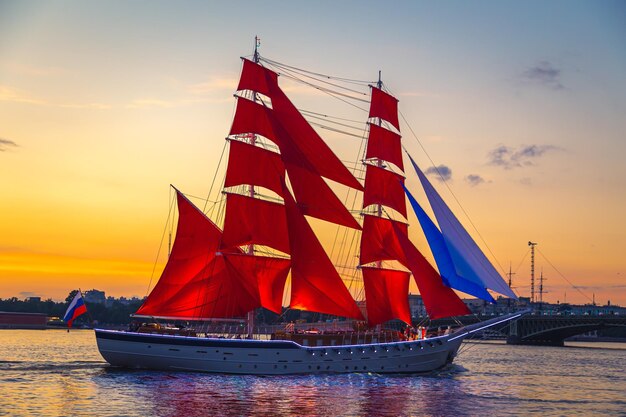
408, 294, 426, 319
0, 312, 47, 329
84, 289, 106, 304
26, 297, 41, 302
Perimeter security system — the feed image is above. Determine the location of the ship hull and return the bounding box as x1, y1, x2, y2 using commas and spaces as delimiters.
95, 329, 463, 375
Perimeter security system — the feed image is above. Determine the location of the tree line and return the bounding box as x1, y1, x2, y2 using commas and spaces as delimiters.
0, 293, 143, 326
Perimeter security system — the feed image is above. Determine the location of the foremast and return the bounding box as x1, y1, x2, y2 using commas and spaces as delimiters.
136, 41, 366, 325
246, 36, 261, 339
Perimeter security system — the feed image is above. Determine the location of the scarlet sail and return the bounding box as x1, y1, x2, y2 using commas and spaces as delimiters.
362, 267, 411, 326
221, 193, 290, 254
369, 86, 400, 130
231, 59, 362, 229
360, 84, 469, 324
229, 98, 279, 146
138, 56, 473, 326
236, 59, 362, 191
360, 215, 409, 266
286, 163, 361, 230
392, 222, 471, 319
365, 123, 404, 170
136, 190, 290, 318
224, 139, 285, 197
283, 186, 364, 320
135, 190, 224, 317
362, 164, 407, 218
237, 58, 278, 99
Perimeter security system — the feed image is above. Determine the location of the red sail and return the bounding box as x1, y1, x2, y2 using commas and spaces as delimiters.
391, 223, 471, 319
369, 86, 400, 130
362, 267, 411, 326
223, 254, 290, 315
360, 214, 408, 266
283, 186, 364, 320
363, 164, 407, 218
135, 190, 289, 318
224, 140, 285, 197
136, 189, 231, 317
146, 253, 290, 318
237, 58, 363, 191
286, 163, 361, 230
237, 58, 278, 98
229, 97, 280, 146
366, 123, 404, 170
221, 193, 290, 254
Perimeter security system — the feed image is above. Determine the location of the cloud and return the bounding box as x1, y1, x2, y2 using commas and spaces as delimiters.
125, 97, 221, 109
0, 84, 110, 109
0, 138, 18, 152
0, 85, 45, 105
573, 284, 626, 291
19, 291, 39, 298
521, 61, 564, 90
424, 164, 452, 181
488, 144, 561, 169
399, 91, 443, 99
5, 62, 67, 77
187, 77, 238, 95
465, 174, 485, 186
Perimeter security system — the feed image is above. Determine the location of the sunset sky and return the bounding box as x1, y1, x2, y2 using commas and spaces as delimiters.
1, 1, 624, 306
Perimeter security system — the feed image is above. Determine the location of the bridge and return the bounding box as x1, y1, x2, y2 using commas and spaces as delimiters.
505, 315, 626, 346
429, 314, 626, 347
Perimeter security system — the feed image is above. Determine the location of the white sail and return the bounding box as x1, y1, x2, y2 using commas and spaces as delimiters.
409, 155, 517, 299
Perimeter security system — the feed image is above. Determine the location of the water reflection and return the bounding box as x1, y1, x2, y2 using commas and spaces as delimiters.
91, 367, 479, 417
2, 331, 625, 417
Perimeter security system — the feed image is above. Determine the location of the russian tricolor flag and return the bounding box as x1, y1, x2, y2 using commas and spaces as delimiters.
63, 291, 88, 328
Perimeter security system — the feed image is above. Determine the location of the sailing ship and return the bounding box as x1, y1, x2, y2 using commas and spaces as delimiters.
95, 41, 524, 374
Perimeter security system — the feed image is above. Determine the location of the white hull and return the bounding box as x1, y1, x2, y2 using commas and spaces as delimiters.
95, 329, 463, 375
95, 312, 526, 375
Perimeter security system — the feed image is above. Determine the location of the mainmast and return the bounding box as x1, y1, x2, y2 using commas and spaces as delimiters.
359, 72, 412, 326
375, 70, 383, 263
227, 39, 364, 321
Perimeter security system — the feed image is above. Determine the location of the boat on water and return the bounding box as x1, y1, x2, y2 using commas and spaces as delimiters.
95, 40, 525, 374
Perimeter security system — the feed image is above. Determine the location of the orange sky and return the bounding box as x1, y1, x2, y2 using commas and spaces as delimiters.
0, 2, 624, 306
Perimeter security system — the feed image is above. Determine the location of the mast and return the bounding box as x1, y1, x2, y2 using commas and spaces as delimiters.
231, 45, 364, 320
246, 35, 261, 339
375, 71, 383, 270
529, 241, 537, 303
539, 268, 544, 305
138, 41, 366, 323
507, 262, 515, 288
360, 71, 411, 325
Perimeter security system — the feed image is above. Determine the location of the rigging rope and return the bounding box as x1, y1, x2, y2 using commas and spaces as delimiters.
261, 61, 370, 111
307, 121, 366, 139
537, 248, 593, 303
277, 70, 371, 104
145, 190, 176, 298
302, 112, 365, 131
203, 137, 228, 213
300, 109, 366, 124
261, 56, 374, 85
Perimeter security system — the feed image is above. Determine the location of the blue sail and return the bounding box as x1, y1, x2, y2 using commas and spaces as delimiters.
407, 154, 517, 300
404, 184, 496, 302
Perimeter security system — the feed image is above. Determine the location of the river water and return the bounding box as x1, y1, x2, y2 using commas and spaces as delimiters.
0, 330, 624, 416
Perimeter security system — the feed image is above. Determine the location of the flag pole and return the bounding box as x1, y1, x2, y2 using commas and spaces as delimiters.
79, 288, 95, 328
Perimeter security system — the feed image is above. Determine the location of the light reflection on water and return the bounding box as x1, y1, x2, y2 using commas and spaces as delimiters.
1, 330, 625, 416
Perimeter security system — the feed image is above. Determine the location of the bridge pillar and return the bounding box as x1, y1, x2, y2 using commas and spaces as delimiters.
506, 319, 521, 344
